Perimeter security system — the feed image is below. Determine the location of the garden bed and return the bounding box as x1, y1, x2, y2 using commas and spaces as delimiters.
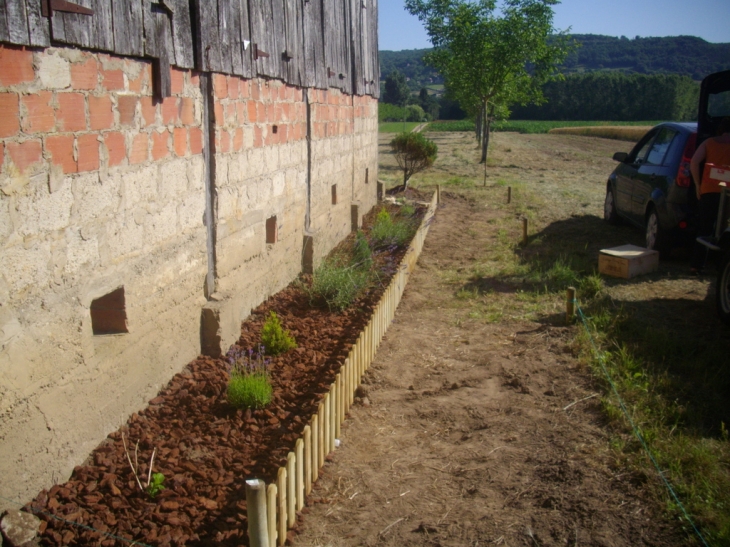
23, 191, 437, 547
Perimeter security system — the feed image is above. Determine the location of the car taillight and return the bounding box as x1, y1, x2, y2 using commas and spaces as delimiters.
676, 133, 697, 187
679, 221, 688, 229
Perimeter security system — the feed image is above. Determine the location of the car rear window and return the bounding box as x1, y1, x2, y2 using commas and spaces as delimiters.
645, 128, 677, 165
708, 90, 730, 118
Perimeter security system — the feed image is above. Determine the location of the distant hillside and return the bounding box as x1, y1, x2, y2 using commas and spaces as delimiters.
380, 35, 730, 90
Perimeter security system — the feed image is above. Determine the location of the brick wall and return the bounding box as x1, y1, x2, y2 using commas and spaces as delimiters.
0, 41, 378, 508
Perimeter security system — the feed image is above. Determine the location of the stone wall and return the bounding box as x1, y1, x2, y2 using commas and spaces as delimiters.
0, 42, 378, 509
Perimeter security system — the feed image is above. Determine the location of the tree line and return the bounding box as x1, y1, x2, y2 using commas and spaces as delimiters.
511, 72, 700, 121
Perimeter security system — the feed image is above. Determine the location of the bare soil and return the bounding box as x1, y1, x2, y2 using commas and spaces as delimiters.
290, 131, 714, 547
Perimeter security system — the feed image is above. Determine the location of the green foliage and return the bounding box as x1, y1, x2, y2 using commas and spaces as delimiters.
390, 132, 438, 187
370, 208, 418, 249
511, 73, 700, 121
352, 230, 373, 270
406, 104, 427, 122
383, 70, 412, 106
379, 122, 422, 133
305, 257, 371, 312
261, 311, 297, 356
227, 371, 273, 409
379, 102, 410, 123
146, 473, 165, 499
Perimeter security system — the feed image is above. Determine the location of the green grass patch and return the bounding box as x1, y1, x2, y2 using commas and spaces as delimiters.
369, 207, 418, 249
379, 122, 421, 133
228, 372, 273, 409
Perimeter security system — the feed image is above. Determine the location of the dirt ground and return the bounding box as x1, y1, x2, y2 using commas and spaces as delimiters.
290, 131, 711, 546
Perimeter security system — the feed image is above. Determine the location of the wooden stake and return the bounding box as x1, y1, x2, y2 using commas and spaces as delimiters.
286, 453, 295, 527
436, 185, 441, 204
245, 479, 269, 547
566, 287, 576, 324
335, 374, 341, 437
295, 439, 304, 511
267, 483, 277, 547
329, 383, 336, 452
522, 217, 528, 246
303, 426, 312, 495
322, 394, 330, 459
311, 414, 319, 482
277, 467, 287, 546
507, 186, 512, 204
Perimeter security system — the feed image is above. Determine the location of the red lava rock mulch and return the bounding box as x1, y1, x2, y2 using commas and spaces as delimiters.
25, 202, 426, 547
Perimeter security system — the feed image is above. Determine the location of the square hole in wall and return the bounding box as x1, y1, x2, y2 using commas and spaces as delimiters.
331, 184, 337, 205
90, 287, 128, 335
272, 125, 278, 134
365, 167, 369, 184
266, 215, 278, 244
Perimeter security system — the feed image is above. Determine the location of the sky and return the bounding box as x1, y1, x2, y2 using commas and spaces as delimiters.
378, 0, 730, 51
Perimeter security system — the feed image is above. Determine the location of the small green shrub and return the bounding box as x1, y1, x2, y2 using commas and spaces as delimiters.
261, 311, 297, 355
352, 230, 373, 270
225, 347, 273, 409
228, 372, 273, 409
390, 132, 438, 188
305, 257, 371, 312
370, 207, 417, 249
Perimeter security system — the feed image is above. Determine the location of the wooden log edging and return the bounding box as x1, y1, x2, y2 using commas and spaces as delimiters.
259, 190, 439, 546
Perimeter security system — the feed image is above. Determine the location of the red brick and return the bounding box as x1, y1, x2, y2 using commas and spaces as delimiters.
151, 130, 169, 160
102, 69, 124, 91
56, 93, 86, 132
173, 127, 187, 156
70, 58, 98, 90
190, 72, 200, 87
266, 104, 275, 122
247, 101, 257, 123
213, 73, 227, 99
189, 127, 203, 154
89, 95, 114, 130
260, 84, 270, 101
77, 133, 99, 172
214, 102, 224, 127
236, 103, 246, 126
117, 95, 138, 126
232, 128, 243, 151
281, 103, 290, 122
278, 124, 288, 144
7, 139, 42, 173
46, 134, 77, 174
257, 102, 266, 123
227, 77, 239, 100
161, 97, 178, 124
250, 81, 260, 100
254, 126, 263, 148
22, 92, 55, 133
104, 131, 125, 167
129, 133, 148, 164
171, 68, 185, 94
225, 103, 237, 125
0, 93, 20, 138
239, 80, 249, 99
180, 98, 195, 125
140, 96, 157, 126
218, 131, 231, 154
0, 45, 35, 86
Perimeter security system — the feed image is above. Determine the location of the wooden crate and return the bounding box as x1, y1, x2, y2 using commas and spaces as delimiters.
598, 244, 659, 279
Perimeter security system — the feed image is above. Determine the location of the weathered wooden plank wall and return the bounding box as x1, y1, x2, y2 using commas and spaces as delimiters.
0, 0, 378, 96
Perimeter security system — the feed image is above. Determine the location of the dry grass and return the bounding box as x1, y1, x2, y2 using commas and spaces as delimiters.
548, 125, 652, 141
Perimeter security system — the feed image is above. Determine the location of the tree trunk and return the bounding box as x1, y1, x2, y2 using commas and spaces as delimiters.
480, 103, 490, 164
475, 106, 482, 143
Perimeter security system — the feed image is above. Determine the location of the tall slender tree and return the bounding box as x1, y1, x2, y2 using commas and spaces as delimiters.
405, 0, 575, 163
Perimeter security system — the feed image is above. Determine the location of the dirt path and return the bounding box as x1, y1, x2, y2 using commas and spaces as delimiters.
291, 132, 696, 546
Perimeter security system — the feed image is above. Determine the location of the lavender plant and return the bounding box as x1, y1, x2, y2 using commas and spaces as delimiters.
225, 346, 273, 409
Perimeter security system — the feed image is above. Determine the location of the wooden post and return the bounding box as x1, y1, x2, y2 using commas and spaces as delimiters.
295, 439, 304, 511
331, 382, 337, 451
522, 217, 528, 246
507, 186, 512, 204
311, 414, 319, 482
322, 394, 330, 460
334, 374, 341, 437
317, 402, 325, 467
567, 287, 576, 324
303, 426, 312, 495
286, 453, 295, 527
436, 185, 441, 204
246, 479, 269, 547
277, 467, 287, 546
267, 483, 277, 547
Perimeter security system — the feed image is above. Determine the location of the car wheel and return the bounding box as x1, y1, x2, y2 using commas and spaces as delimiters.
716, 251, 730, 325
645, 207, 669, 255
604, 186, 619, 225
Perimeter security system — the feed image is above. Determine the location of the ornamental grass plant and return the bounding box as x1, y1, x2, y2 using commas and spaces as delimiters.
226, 346, 273, 409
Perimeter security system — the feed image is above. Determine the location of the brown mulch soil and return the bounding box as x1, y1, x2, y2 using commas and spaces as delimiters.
25, 202, 427, 547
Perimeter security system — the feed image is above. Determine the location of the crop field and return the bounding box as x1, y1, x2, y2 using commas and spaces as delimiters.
428, 119, 662, 136
378, 121, 422, 133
